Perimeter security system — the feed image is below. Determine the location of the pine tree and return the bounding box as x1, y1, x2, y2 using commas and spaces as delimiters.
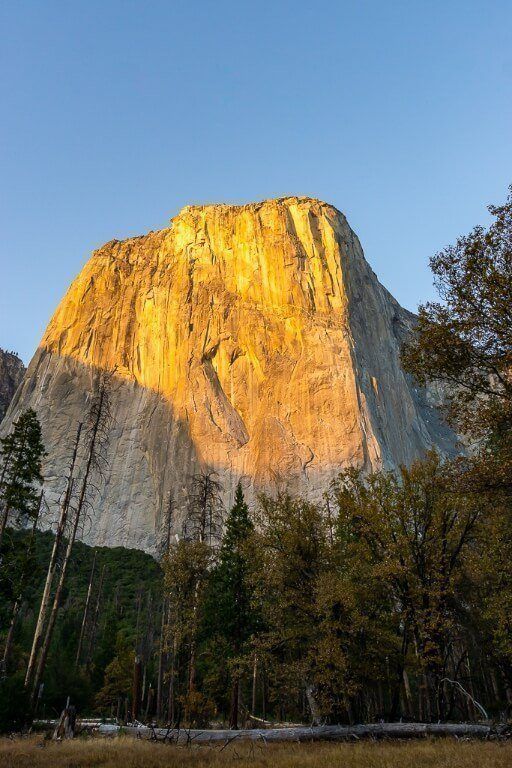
0, 409, 45, 549
212, 483, 254, 728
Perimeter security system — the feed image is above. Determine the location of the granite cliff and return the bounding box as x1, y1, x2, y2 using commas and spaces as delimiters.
0, 349, 25, 422
2, 197, 457, 551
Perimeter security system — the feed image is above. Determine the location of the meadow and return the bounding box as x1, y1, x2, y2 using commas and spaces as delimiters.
1, 736, 512, 768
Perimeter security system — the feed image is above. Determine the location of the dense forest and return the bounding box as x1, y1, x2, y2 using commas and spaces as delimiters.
0, 531, 161, 728
0, 188, 510, 732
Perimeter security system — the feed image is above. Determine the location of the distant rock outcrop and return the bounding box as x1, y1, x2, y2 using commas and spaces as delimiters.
0, 349, 25, 422
2, 197, 458, 552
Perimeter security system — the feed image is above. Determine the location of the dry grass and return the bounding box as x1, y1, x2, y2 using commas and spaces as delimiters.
0, 735, 511, 768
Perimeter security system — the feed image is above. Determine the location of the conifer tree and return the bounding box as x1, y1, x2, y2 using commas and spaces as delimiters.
212, 483, 254, 728
0, 409, 45, 549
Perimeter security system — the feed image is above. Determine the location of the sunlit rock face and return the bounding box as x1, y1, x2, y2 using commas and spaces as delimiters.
0, 349, 25, 422
2, 197, 457, 551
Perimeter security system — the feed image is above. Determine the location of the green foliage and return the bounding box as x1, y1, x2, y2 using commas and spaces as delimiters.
0, 672, 30, 732
204, 484, 255, 725
0, 409, 45, 526
178, 689, 216, 727
208, 484, 254, 652
165, 538, 213, 649
401, 184, 512, 714
2, 188, 511, 729
331, 453, 483, 720
0, 528, 162, 723
95, 643, 134, 712
401, 187, 512, 490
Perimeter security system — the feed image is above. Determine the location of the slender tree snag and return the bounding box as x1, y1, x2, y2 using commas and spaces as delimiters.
85, 562, 106, 668
132, 654, 142, 722
262, 667, 267, 721
229, 671, 240, 729
75, 549, 97, 668
156, 597, 167, 722
30, 376, 112, 702
167, 635, 177, 724
252, 654, 258, 715
25, 423, 83, 689
402, 669, 414, 719
305, 684, 322, 725
184, 471, 224, 695
134, 591, 142, 652
162, 491, 173, 556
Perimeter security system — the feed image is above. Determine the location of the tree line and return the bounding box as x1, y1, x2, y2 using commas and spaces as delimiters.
0, 187, 510, 730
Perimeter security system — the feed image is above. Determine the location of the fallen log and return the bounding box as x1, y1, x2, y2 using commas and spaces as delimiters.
97, 721, 492, 743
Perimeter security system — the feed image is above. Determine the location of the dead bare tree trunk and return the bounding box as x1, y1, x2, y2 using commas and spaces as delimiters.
262, 665, 267, 721
156, 495, 173, 723
188, 638, 197, 694
402, 669, 414, 719
52, 697, 76, 740
85, 562, 107, 668
251, 654, 258, 715
305, 684, 322, 725
167, 635, 177, 724
30, 378, 112, 703
156, 597, 167, 722
132, 654, 142, 722
75, 550, 97, 668
229, 673, 240, 729
25, 424, 83, 689
186, 471, 224, 695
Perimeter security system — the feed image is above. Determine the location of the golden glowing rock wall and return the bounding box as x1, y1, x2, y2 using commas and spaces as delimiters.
4, 198, 456, 551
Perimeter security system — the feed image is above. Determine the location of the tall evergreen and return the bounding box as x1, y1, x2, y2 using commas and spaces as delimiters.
212, 483, 254, 728
0, 409, 45, 548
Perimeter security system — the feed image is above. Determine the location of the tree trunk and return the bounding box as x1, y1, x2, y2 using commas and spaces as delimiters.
402, 669, 414, 719
85, 562, 106, 667
156, 597, 167, 722
251, 654, 258, 715
25, 424, 82, 689
75, 550, 97, 668
262, 666, 267, 721
167, 636, 177, 724
188, 640, 196, 694
30, 383, 108, 702
132, 654, 142, 722
229, 674, 239, 729
100, 721, 493, 743
30, 501, 80, 703
0, 505, 10, 551
305, 684, 322, 725
53, 700, 76, 740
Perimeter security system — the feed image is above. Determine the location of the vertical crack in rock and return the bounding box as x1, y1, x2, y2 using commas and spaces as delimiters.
1, 197, 459, 552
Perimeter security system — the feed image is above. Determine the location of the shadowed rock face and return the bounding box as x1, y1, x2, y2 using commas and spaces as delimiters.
2, 197, 458, 552
0, 349, 25, 422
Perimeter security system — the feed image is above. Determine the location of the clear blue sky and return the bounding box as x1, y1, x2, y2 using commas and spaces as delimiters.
1, 1, 511, 363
